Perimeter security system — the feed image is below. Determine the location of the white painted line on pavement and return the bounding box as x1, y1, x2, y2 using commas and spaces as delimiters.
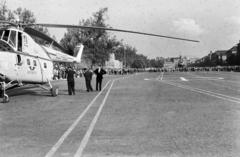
180, 77, 188, 81
169, 81, 240, 101
160, 72, 164, 80
44, 80, 111, 157
194, 76, 224, 80
161, 80, 240, 104
156, 72, 164, 80
74, 80, 115, 157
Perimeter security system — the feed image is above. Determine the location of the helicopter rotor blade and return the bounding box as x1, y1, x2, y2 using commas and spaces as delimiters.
0, 20, 18, 27
33, 23, 199, 43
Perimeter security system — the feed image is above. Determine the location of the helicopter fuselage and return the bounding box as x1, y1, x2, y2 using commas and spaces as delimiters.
0, 26, 84, 102
0, 28, 53, 84
0, 49, 53, 84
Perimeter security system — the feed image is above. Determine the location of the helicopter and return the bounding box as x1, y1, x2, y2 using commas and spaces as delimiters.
0, 20, 199, 103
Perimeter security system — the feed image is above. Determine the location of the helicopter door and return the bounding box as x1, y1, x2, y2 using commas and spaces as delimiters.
15, 54, 24, 82
15, 32, 25, 82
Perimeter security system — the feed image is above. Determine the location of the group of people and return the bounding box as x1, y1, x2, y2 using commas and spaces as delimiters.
65, 65, 106, 95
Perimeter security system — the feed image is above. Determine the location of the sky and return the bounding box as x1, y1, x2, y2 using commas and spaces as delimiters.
6, 0, 240, 59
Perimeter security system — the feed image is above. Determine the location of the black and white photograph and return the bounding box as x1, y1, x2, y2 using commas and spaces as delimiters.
0, 0, 240, 156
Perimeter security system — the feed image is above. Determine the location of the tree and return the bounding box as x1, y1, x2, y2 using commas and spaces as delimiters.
14, 7, 51, 45
14, 7, 36, 23
0, 1, 14, 21
60, 8, 113, 67
59, 7, 152, 68
0, 3, 51, 44
0, 2, 52, 44
148, 57, 164, 68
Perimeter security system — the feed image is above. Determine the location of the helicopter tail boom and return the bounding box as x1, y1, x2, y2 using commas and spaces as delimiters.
73, 44, 84, 63
42, 44, 84, 63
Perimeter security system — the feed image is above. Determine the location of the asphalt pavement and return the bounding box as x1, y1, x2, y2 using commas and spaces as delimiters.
0, 72, 240, 157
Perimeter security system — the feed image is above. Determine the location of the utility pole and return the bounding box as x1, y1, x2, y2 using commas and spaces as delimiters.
124, 49, 126, 68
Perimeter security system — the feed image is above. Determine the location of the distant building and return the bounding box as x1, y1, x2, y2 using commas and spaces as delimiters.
164, 61, 175, 69
187, 57, 199, 64
225, 44, 239, 65
105, 53, 123, 69
163, 58, 176, 69
211, 50, 227, 65
226, 45, 237, 56
164, 56, 185, 69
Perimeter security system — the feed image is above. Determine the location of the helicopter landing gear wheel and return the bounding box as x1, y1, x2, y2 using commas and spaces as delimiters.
2, 94, 9, 103
1, 82, 9, 103
51, 86, 59, 97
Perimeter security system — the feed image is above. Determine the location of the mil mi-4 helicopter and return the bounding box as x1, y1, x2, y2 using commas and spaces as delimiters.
0, 20, 199, 103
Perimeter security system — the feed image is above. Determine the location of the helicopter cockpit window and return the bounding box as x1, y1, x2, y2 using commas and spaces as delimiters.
0, 30, 4, 37
0, 30, 15, 52
9, 30, 16, 48
2, 30, 10, 42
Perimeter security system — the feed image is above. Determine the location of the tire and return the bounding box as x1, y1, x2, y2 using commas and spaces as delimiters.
2, 94, 9, 103
51, 87, 59, 97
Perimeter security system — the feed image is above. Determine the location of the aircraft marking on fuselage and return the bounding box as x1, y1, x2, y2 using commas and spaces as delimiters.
29, 66, 36, 71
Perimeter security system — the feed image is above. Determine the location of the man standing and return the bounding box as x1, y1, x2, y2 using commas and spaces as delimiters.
83, 68, 93, 92
94, 65, 106, 91
65, 66, 76, 95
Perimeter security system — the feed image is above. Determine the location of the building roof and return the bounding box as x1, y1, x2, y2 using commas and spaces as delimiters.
214, 50, 227, 56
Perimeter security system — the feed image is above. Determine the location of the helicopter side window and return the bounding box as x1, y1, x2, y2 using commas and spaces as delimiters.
17, 32, 22, 52
16, 54, 22, 65
2, 30, 10, 42
44, 63, 47, 69
27, 59, 30, 65
33, 60, 37, 66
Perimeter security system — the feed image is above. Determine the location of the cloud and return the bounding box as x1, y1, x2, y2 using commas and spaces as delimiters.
225, 16, 240, 42
173, 18, 204, 36
228, 16, 240, 25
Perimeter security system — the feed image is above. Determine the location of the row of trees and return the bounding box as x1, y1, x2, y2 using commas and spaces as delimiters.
59, 7, 163, 68
0, 2, 164, 68
226, 43, 240, 65
190, 44, 240, 67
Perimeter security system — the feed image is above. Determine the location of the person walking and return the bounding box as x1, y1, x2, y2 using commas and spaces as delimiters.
83, 68, 93, 92
94, 65, 106, 91
65, 66, 76, 95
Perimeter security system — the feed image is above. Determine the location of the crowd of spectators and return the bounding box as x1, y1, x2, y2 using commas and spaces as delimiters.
147, 65, 240, 73
52, 63, 138, 80
52, 63, 240, 80
53, 63, 84, 80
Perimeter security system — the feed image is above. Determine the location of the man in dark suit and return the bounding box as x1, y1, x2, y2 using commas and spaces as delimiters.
65, 66, 76, 95
94, 65, 106, 91
83, 68, 93, 92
